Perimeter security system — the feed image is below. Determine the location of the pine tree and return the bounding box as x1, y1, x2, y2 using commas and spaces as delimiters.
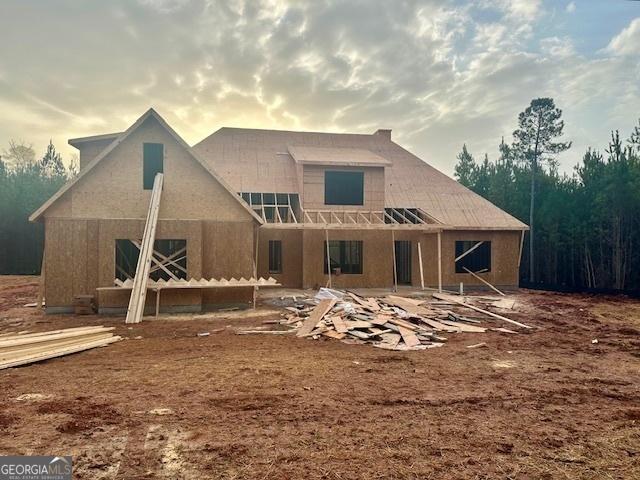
454, 144, 476, 187
40, 140, 66, 178
512, 98, 571, 283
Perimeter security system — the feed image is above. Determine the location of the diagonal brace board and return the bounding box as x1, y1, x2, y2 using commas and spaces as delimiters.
126, 173, 164, 324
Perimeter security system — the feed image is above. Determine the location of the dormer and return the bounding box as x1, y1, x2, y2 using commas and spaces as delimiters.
288, 145, 391, 211
69, 132, 122, 170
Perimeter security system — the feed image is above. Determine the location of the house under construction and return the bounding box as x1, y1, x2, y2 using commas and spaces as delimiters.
30, 109, 527, 315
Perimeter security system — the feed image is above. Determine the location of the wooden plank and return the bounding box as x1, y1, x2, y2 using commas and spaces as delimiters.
397, 326, 421, 347
417, 241, 425, 290
462, 267, 505, 296
0, 336, 121, 370
432, 293, 532, 329
323, 330, 346, 340
296, 299, 336, 337
455, 241, 484, 262
126, 173, 164, 324
331, 316, 349, 333
439, 319, 487, 333
391, 230, 397, 292
325, 229, 332, 288
437, 231, 442, 293
0, 327, 115, 349
0, 326, 110, 342
0, 333, 115, 361
343, 320, 373, 329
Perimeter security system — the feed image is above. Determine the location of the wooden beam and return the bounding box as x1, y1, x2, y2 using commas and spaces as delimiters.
325, 229, 332, 288
357, 212, 371, 224
330, 211, 342, 224
462, 267, 505, 296
455, 241, 484, 262
384, 210, 399, 224
126, 173, 164, 324
417, 241, 425, 290
37, 249, 45, 309
391, 230, 397, 293
253, 225, 259, 309
288, 205, 298, 224
437, 231, 442, 293
402, 208, 426, 224
518, 229, 525, 268
432, 292, 531, 329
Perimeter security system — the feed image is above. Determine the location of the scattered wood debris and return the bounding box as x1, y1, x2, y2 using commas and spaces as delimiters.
243, 288, 531, 351
0, 326, 121, 369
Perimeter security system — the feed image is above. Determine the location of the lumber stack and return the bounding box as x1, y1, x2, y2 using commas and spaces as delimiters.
256, 289, 530, 351
0, 326, 121, 370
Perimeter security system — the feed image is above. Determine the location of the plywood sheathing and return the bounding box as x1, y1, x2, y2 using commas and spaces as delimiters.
194, 127, 527, 229
301, 165, 385, 211
257, 229, 303, 287
31, 109, 261, 224
288, 145, 392, 167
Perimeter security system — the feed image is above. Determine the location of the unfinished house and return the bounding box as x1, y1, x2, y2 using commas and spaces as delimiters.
30, 108, 527, 314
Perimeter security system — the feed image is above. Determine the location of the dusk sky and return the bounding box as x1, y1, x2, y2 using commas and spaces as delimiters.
1, 0, 639, 175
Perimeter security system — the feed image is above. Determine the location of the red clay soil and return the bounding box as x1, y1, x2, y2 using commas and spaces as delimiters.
0, 276, 638, 479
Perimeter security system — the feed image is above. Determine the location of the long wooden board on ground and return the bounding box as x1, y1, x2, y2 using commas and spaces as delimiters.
0, 336, 121, 370
432, 293, 532, 329
126, 173, 164, 324
462, 267, 505, 296
297, 299, 337, 337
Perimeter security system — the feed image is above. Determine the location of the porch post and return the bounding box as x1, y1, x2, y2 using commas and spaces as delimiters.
325, 228, 332, 288
437, 231, 443, 293
391, 229, 397, 292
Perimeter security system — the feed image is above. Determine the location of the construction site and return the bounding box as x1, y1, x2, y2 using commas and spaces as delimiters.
0, 276, 639, 478
0, 108, 638, 478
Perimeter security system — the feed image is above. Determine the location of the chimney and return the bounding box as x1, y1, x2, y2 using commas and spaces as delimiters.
374, 129, 391, 140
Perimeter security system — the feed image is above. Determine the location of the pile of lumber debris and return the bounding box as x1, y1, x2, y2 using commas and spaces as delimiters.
262, 289, 531, 351
0, 326, 121, 369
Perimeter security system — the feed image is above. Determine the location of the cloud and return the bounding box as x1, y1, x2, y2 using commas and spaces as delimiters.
0, 0, 637, 177
566, 2, 576, 14
605, 17, 640, 56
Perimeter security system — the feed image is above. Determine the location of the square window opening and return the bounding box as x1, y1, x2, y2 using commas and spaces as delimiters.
116, 239, 186, 281
324, 171, 364, 205
455, 241, 491, 273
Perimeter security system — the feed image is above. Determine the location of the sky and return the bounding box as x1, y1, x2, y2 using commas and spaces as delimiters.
0, 0, 639, 175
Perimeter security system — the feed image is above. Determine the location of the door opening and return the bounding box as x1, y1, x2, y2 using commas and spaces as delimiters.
394, 240, 412, 285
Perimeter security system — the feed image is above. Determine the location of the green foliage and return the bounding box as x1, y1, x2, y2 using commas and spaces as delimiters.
0, 140, 72, 274
455, 115, 640, 291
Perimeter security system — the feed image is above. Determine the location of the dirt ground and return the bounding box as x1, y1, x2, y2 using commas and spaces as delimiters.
0, 275, 638, 479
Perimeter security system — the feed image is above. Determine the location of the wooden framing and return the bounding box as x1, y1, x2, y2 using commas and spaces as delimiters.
417, 241, 425, 290
454, 241, 485, 262
437, 231, 443, 293
125, 173, 164, 324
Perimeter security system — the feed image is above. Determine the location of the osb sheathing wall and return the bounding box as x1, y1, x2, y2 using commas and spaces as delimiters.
293, 229, 520, 290
301, 165, 385, 211
44, 218, 255, 310
440, 230, 521, 288
45, 115, 250, 221
77, 137, 116, 170
42, 114, 257, 311
257, 229, 303, 287
201, 221, 254, 305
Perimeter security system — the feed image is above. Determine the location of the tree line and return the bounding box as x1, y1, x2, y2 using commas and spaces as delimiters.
455, 98, 640, 291
0, 141, 76, 274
